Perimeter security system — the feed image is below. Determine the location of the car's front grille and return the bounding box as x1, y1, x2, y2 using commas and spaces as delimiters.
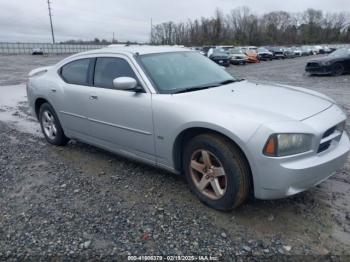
323, 126, 337, 138
318, 122, 345, 153
318, 141, 331, 153
214, 56, 228, 60
307, 62, 320, 68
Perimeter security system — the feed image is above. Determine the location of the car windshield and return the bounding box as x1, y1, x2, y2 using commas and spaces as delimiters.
329, 48, 350, 58
229, 48, 243, 54
212, 49, 228, 56
137, 51, 236, 94
257, 48, 268, 52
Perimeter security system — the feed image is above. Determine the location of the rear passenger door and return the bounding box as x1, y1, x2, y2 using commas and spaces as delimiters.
87, 56, 155, 161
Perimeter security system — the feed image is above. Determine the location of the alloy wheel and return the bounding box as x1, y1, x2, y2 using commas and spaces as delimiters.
42, 110, 57, 140
333, 64, 344, 76
190, 149, 227, 200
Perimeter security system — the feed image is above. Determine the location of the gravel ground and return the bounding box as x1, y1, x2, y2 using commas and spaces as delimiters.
0, 54, 349, 260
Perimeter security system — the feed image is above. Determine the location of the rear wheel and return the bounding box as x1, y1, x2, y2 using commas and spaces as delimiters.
183, 134, 251, 211
332, 63, 344, 76
39, 103, 69, 146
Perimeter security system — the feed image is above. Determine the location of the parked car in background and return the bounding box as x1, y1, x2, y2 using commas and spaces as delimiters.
310, 45, 322, 55
245, 46, 258, 52
305, 48, 350, 76
202, 46, 215, 56
244, 49, 260, 63
291, 47, 302, 56
190, 47, 206, 56
267, 47, 286, 59
320, 46, 335, 54
301, 46, 313, 56
208, 48, 231, 67
32, 48, 44, 55
256, 47, 273, 61
283, 47, 296, 58
228, 48, 247, 65
218, 46, 234, 51
27, 46, 350, 211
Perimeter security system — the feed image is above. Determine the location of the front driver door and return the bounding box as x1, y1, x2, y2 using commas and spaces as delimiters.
86, 56, 155, 162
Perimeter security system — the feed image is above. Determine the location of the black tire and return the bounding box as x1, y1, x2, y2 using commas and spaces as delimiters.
39, 102, 69, 146
183, 134, 251, 211
332, 63, 344, 76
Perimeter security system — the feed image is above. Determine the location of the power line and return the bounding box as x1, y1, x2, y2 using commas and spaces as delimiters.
47, 0, 55, 44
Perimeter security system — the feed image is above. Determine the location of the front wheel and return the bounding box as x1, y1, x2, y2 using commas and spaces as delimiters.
332, 63, 344, 76
183, 134, 251, 211
39, 103, 69, 146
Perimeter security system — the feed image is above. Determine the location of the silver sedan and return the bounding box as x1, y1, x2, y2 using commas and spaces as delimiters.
27, 46, 350, 211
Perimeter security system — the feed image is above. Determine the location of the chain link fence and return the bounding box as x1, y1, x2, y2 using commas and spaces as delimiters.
0, 42, 108, 55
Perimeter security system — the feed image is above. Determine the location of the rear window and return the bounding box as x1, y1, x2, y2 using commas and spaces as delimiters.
60, 58, 90, 85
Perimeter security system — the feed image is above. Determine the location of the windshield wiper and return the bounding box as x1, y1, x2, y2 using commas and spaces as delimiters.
173, 84, 219, 94
173, 79, 244, 94
219, 78, 245, 85
219, 79, 236, 85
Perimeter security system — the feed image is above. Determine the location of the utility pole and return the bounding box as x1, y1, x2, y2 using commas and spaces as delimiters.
150, 18, 153, 44
47, 0, 55, 44
112, 32, 115, 43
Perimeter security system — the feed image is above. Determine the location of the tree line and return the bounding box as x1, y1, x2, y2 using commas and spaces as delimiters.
150, 7, 350, 46
59, 38, 141, 45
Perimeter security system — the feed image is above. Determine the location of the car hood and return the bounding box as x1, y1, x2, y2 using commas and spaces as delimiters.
258, 51, 272, 55
308, 56, 343, 63
175, 81, 333, 122
231, 54, 246, 57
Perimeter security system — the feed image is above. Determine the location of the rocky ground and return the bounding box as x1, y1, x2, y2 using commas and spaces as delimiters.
0, 54, 349, 260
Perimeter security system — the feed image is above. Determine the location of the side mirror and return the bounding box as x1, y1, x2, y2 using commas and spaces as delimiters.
112, 77, 137, 90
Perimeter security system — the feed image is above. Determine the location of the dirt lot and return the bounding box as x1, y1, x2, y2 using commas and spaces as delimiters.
0, 54, 349, 260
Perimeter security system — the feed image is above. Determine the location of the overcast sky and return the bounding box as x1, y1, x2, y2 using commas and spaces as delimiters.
0, 0, 349, 43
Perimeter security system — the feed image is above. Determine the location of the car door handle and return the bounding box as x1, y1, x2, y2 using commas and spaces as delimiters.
50, 89, 56, 93
89, 95, 98, 100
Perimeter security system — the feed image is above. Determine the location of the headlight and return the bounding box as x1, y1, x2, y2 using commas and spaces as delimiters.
321, 61, 332, 66
263, 133, 313, 157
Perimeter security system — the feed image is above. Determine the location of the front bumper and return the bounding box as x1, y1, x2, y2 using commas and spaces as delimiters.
246, 57, 259, 63
258, 54, 272, 60
212, 58, 230, 66
257, 133, 349, 199
231, 58, 246, 64
305, 65, 332, 75
247, 105, 350, 199
273, 53, 285, 59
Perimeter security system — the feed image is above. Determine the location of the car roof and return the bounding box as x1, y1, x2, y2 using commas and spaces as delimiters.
80, 45, 190, 56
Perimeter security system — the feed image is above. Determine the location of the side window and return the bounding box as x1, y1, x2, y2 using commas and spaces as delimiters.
94, 57, 138, 89
60, 58, 90, 85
